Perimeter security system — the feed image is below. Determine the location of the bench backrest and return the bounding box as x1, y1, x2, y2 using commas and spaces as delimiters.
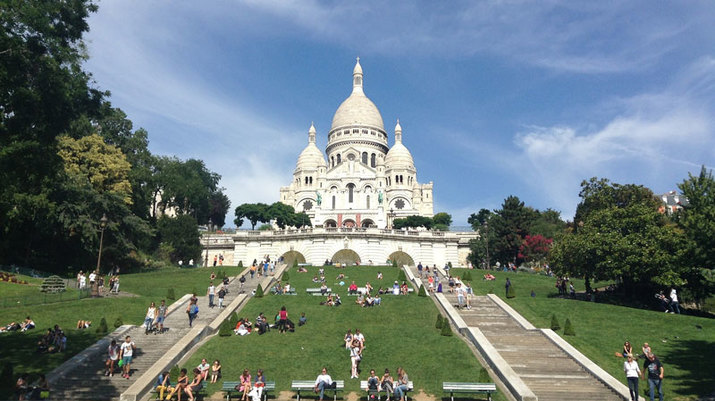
292, 380, 344, 389
361, 381, 413, 390
222, 380, 276, 390
443, 382, 496, 391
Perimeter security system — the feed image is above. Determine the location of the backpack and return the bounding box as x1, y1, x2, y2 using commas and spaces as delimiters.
240, 276, 246, 283
190, 304, 199, 314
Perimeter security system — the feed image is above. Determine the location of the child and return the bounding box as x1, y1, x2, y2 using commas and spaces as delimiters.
210, 360, 222, 383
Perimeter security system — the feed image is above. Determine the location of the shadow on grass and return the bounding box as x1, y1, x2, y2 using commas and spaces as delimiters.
664, 339, 715, 399
0, 329, 100, 398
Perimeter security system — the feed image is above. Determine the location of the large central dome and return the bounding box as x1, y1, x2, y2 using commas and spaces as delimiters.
330, 58, 385, 131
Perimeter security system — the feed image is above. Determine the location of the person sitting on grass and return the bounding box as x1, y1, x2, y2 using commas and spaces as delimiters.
364, 294, 375, 307
76, 320, 92, 329
298, 266, 308, 273
314, 367, 333, 401
20, 316, 35, 332
334, 294, 342, 306
320, 282, 328, 295
400, 282, 408, 295
154, 371, 172, 401
165, 368, 188, 401
356, 293, 365, 306
237, 369, 252, 401
235, 319, 250, 336
184, 368, 204, 401
299, 312, 307, 326
210, 360, 222, 383
197, 358, 210, 380
365, 281, 373, 294
283, 282, 292, 294
255, 313, 269, 335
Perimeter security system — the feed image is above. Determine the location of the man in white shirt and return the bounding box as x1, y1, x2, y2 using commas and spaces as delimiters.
207, 282, 216, 308
670, 288, 681, 314
119, 336, 136, 379
455, 282, 466, 310
314, 367, 333, 401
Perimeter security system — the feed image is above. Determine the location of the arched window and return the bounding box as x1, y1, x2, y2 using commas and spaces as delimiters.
331, 156, 334, 167
332, 195, 336, 210
362, 152, 368, 164
395, 175, 399, 184
337, 154, 342, 164
309, 177, 313, 184
304, 177, 308, 184
366, 195, 370, 209
371, 153, 376, 167
347, 183, 355, 203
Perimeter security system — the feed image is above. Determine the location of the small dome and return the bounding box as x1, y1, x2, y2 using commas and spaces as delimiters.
297, 143, 327, 169
385, 142, 414, 170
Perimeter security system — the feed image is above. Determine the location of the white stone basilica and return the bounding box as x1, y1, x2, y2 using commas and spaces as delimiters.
280, 59, 434, 228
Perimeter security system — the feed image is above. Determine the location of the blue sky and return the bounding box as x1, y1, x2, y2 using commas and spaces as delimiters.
84, 1, 715, 227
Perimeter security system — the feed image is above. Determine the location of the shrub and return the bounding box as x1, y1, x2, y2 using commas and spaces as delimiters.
255, 284, 264, 298
167, 288, 176, 301
418, 285, 427, 297
218, 318, 233, 336
397, 270, 407, 282
564, 318, 575, 336
114, 317, 123, 328
550, 314, 560, 331
440, 322, 453, 336
392, 259, 398, 268
238, 260, 243, 267
506, 285, 515, 298
96, 317, 108, 334
448, 261, 453, 269
282, 271, 290, 282
293, 259, 298, 268
170, 364, 180, 382
436, 314, 444, 329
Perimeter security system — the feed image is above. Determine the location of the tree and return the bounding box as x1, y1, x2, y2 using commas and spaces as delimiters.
518, 234, 553, 263
57, 134, 133, 204
530, 209, 567, 239
551, 178, 688, 297
468, 208, 493, 230
0, 0, 104, 268
491, 196, 536, 264
235, 203, 269, 230
208, 191, 231, 228
157, 215, 201, 263
432, 212, 452, 231
267, 202, 297, 229
393, 215, 432, 229
154, 157, 220, 223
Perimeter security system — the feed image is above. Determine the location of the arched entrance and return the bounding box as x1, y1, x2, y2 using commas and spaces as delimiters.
331, 249, 361, 265
281, 250, 306, 267
388, 251, 414, 267
343, 219, 356, 228
324, 219, 337, 228
361, 219, 375, 228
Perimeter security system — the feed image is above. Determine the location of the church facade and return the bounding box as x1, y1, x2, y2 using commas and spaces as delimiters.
279, 59, 434, 229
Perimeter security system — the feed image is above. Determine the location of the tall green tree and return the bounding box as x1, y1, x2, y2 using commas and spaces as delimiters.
208, 191, 231, 228
432, 212, 452, 231
491, 196, 536, 264
0, 0, 104, 267
678, 166, 715, 270
157, 215, 201, 263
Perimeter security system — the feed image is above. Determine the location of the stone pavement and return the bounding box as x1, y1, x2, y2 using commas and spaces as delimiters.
407, 266, 635, 401
48, 267, 275, 401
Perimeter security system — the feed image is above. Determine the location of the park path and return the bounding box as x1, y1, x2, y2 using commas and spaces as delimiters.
48, 268, 269, 401
409, 266, 630, 401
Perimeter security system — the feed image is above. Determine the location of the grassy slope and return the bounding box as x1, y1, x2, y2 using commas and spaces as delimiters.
0, 267, 243, 398
461, 268, 715, 401
181, 266, 503, 399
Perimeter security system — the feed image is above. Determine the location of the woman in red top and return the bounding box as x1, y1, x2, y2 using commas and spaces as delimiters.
278, 306, 288, 333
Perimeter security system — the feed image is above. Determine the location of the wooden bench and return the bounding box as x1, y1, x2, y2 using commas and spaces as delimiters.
385, 288, 414, 295
360, 380, 413, 401
291, 380, 344, 401
442, 382, 497, 401
222, 381, 276, 401
306, 288, 331, 296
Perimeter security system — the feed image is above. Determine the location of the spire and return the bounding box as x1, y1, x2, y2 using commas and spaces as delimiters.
352, 57, 364, 94
308, 122, 316, 143
394, 119, 402, 143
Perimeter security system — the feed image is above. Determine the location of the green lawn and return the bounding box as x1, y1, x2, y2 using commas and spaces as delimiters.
181, 265, 503, 400
460, 268, 715, 401
0, 266, 243, 399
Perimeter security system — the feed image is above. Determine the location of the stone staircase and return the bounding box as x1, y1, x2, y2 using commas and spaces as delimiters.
442, 292, 625, 401
49, 270, 263, 401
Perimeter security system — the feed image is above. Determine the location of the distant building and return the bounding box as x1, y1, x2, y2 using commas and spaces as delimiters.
657, 190, 688, 214
279, 58, 434, 228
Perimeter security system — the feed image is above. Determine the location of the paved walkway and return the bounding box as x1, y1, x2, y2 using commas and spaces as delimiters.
409, 267, 630, 401
48, 268, 270, 401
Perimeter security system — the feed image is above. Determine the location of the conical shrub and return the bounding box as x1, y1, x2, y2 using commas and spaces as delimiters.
167, 288, 176, 300
114, 317, 123, 328
564, 318, 575, 336
96, 317, 108, 334
255, 284, 264, 298
397, 270, 407, 281
218, 318, 233, 336
436, 314, 444, 329
282, 271, 290, 282
440, 322, 453, 336
238, 260, 243, 267
293, 259, 298, 268
550, 314, 561, 331
418, 285, 427, 297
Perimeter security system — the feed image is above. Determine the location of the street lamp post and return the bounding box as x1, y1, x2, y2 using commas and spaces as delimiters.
93, 213, 108, 297
484, 221, 490, 270
388, 208, 395, 229
204, 218, 212, 267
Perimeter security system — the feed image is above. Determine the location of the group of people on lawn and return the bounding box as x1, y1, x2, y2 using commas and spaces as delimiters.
620, 341, 666, 401
155, 364, 266, 401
